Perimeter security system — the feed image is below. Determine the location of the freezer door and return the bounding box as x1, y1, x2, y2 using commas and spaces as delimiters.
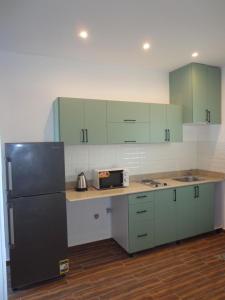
9, 192, 68, 289
5, 142, 65, 197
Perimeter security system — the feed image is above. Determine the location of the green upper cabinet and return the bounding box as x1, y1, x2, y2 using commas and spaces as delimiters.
107, 101, 149, 122
154, 189, 177, 246
54, 98, 84, 144
107, 101, 149, 144
150, 104, 183, 143
84, 100, 107, 144
54, 98, 107, 145
149, 104, 167, 143
170, 63, 221, 124
167, 104, 183, 142
107, 123, 149, 144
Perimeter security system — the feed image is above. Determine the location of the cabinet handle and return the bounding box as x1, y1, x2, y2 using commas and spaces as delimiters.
137, 233, 148, 238
7, 160, 13, 192
124, 140, 136, 143
208, 111, 211, 123
168, 129, 170, 142
196, 186, 199, 198
136, 195, 147, 199
136, 210, 147, 214
206, 109, 210, 123
173, 189, 176, 202
123, 119, 136, 122
81, 129, 85, 143
85, 129, 88, 143
194, 186, 199, 198
9, 206, 15, 248
165, 129, 168, 142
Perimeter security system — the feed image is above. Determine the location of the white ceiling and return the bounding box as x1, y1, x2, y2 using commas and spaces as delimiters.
1, 0, 225, 70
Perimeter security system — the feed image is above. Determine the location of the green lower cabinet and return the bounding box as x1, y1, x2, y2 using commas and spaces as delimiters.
196, 183, 214, 235
128, 193, 155, 253
176, 186, 198, 240
107, 123, 149, 144
129, 219, 154, 253
177, 183, 214, 240
154, 189, 177, 246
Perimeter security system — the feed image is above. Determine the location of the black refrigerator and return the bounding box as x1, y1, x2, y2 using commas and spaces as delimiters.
5, 142, 69, 290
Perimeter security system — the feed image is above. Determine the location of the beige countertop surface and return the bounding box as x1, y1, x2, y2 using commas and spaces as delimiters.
66, 170, 225, 202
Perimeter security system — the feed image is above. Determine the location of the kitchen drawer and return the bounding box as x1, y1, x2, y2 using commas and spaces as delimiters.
128, 192, 154, 205
129, 201, 154, 222
129, 220, 154, 253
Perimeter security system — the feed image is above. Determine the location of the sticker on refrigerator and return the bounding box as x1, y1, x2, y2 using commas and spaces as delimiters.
59, 259, 69, 275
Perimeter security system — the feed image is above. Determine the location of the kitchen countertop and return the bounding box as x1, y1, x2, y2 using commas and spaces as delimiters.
66, 170, 225, 202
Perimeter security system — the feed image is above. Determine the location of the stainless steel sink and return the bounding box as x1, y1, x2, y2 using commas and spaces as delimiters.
173, 176, 205, 182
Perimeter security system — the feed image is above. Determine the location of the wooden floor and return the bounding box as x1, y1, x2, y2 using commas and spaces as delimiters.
8, 231, 225, 300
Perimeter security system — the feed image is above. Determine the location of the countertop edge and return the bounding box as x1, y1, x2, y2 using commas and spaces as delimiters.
66, 176, 224, 202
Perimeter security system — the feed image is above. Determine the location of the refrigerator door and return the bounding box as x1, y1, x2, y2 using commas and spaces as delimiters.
5, 142, 65, 197
9, 192, 68, 289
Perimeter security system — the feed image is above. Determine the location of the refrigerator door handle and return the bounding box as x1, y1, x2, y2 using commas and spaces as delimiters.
7, 160, 13, 192
9, 206, 15, 248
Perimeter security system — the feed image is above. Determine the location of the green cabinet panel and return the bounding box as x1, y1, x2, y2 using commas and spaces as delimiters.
207, 67, 221, 124
129, 219, 154, 253
177, 183, 214, 240
107, 101, 149, 123
128, 192, 155, 253
84, 100, 107, 144
57, 98, 84, 145
150, 104, 167, 143
54, 98, 107, 145
107, 123, 149, 144
192, 63, 208, 123
128, 192, 154, 205
167, 105, 183, 142
197, 183, 214, 235
149, 104, 182, 143
155, 189, 177, 246
129, 201, 154, 223
170, 63, 221, 124
176, 186, 198, 240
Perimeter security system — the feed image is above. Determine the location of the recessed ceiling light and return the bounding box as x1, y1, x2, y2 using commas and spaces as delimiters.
79, 30, 88, 39
143, 42, 151, 50
192, 52, 199, 58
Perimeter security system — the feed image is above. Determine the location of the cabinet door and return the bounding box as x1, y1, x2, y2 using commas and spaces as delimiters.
58, 98, 84, 145
207, 67, 221, 124
107, 101, 149, 123
107, 123, 149, 144
155, 189, 177, 246
150, 104, 167, 143
192, 64, 208, 123
167, 105, 183, 142
196, 183, 214, 235
84, 100, 107, 144
176, 186, 198, 240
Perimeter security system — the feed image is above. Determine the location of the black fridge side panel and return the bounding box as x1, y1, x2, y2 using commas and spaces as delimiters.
5, 142, 65, 197
9, 192, 68, 289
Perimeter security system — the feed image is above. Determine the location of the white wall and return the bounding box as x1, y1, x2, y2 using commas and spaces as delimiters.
0, 51, 199, 247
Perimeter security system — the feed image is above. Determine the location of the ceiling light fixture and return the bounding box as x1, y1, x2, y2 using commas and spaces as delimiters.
143, 42, 151, 50
192, 52, 199, 58
79, 30, 88, 39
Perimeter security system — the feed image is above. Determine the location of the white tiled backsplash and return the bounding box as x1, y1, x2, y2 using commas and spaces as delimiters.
64, 125, 198, 182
